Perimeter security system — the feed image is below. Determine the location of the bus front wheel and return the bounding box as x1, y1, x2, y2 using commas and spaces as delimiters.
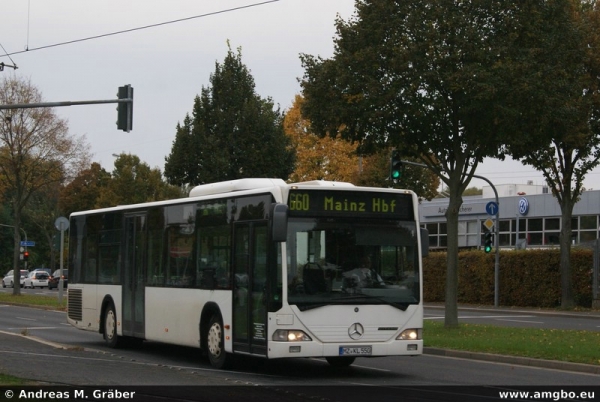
103, 303, 122, 348
206, 314, 231, 369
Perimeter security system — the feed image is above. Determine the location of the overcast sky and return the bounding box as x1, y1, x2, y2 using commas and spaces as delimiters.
2, 0, 599, 192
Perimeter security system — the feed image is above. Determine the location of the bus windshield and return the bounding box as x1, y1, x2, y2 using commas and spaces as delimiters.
286, 218, 420, 311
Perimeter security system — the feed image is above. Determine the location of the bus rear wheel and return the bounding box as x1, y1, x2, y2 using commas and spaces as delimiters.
206, 314, 231, 369
103, 303, 122, 348
326, 356, 356, 367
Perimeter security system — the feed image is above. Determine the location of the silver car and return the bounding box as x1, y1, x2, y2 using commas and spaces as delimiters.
2, 270, 29, 288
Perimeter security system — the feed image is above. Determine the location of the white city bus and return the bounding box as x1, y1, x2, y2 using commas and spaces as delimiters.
67, 178, 427, 369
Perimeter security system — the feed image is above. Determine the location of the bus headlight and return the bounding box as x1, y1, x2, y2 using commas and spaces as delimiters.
272, 330, 312, 342
397, 328, 422, 340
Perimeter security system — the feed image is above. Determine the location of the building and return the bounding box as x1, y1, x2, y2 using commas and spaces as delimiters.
419, 184, 600, 250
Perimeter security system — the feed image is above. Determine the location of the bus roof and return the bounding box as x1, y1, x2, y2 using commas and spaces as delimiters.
188, 178, 355, 197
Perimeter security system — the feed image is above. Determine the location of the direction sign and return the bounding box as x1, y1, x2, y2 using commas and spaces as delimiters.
485, 201, 499, 216
20, 240, 35, 247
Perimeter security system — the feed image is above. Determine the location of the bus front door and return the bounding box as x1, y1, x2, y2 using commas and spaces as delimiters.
122, 214, 146, 339
232, 222, 268, 356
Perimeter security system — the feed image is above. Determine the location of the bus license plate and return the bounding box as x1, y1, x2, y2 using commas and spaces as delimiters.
339, 346, 372, 356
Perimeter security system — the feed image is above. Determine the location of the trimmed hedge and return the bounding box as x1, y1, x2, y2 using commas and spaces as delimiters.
423, 249, 594, 308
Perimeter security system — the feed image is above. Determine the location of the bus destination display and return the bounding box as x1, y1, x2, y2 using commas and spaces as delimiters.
288, 190, 413, 220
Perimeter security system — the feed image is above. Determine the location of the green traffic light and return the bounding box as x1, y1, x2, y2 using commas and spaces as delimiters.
484, 232, 493, 253
392, 169, 401, 179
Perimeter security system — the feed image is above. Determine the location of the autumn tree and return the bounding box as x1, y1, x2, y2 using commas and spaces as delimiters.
502, 0, 600, 308
165, 45, 295, 186
0, 76, 90, 294
284, 95, 359, 182
284, 95, 440, 198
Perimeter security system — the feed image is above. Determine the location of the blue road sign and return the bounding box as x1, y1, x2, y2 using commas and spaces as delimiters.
485, 201, 499, 216
20, 240, 35, 247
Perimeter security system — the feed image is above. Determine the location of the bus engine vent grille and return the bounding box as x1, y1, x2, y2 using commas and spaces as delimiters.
67, 288, 83, 321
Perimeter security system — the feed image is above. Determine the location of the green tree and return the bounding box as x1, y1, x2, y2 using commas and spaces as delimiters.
300, 0, 514, 327
165, 45, 295, 186
106, 153, 183, 207
0, 76, 90, 295
501, 0, 600, 308
60, 162, 113, 215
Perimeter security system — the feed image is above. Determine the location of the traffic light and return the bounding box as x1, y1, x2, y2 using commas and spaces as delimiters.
390, 150, 403, 181
23, 250, 29, 261
117, 85, 134, 132
484, 232, 493, 253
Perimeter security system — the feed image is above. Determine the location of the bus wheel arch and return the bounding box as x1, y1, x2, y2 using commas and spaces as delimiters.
200, 303, 232, 369
100, 297, 122, 348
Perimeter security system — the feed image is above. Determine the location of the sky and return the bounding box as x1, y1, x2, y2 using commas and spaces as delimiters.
1, 0, 600, 192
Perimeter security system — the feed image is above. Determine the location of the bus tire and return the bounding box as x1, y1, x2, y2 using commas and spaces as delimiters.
325, 356, 355, 367
103, 303, 122, 348
206, 314, 231, 369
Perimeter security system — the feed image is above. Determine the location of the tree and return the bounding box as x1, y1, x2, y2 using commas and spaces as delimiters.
165, 45, 295, 186
502, 0, 600, 308
300, 0, 515, 327
284, 95, 359, 182
107, 153, 182, 206
284, 95, 440, 197
60, 162, 113, 215
0, 75, 90, 295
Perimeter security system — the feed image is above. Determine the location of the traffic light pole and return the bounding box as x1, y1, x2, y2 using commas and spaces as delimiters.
400, 159, 501, 307
0, 85, 133, 132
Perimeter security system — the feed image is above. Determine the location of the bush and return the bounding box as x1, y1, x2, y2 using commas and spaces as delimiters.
423, 249, 594, 308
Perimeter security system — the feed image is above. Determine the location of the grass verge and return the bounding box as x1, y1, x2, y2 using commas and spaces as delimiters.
0, 372, 33, 385
0, 293, 66, 310
424, 320, 600, 366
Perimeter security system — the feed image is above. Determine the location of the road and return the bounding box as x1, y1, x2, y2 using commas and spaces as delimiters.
424, 305, 600, 331
0, 303, 598, 402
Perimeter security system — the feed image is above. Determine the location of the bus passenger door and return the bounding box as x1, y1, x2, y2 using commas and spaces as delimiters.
232, 222, 268, 356
123, 214, 146, 338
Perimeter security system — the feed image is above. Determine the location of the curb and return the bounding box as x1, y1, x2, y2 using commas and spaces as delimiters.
424, 347, 600, 375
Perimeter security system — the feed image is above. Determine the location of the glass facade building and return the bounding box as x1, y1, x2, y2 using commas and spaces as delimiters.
419, 188, 600, 250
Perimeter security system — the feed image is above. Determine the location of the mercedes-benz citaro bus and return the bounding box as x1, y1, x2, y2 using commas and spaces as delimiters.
67, 178, 427, 369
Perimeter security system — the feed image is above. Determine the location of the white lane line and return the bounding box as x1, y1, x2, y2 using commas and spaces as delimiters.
494, 318, 544, 324
16, 317, 36, 321
8, 327, 58, 330
424, 315, 536, 320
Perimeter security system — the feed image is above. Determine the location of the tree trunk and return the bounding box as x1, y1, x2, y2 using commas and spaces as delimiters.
559, 198, 575, 309
444, 185, 463, 328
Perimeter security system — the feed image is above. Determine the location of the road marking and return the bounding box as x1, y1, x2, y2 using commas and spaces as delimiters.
424, 315, 536, 320
495, 318, 544, 324
7, 327, 58, 330
16, 317, 36, 321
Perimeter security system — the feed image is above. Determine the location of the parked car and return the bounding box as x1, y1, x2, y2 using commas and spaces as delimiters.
2, 269, 29, 288
48, 269, 68, 290
23, 270, 50, 288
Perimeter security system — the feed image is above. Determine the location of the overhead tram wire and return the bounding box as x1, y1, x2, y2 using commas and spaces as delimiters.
1, 0, 281, 58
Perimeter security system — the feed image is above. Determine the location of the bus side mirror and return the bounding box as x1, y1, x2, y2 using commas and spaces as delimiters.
420, 228, 429, 257
271, 203, 288, 242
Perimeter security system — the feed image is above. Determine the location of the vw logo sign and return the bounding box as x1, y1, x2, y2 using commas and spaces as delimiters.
518, 197, 529, 216
348, 323, 364, 340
